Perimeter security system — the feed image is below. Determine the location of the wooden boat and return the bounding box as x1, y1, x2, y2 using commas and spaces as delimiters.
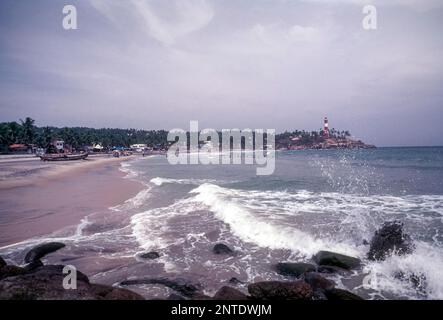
40, 153, 89, 162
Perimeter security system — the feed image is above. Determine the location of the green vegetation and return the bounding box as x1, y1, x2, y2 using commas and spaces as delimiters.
0, 117, 168, 152
0, 117, 354, 153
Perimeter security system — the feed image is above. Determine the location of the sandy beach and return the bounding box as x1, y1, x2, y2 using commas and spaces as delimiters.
0, 155, 144, 247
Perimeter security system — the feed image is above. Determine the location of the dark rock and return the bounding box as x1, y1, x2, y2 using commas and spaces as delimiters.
228, 277, 244, 285
0, 256, 6, 268
394, 271, 427, 296
367, 221, 414, 261
213, 243, 234, 255
362, 239, 369, 246
0, 265, 27, 280
248, 281, 313, 300
275, 262, 316, 277
0, 264, 143, 300
120, 277, 201, 298
23, 260, 44, 272
313, 251, 361, 270
304, 272, 335, 291
138, 251, 160, 260
90, 284, 144, 300
324, 288, 364, 300
317, 265, 350, 275
167, 293, 186, 300
213, 286, 248, 300
24, 242, 66, 263
192, 293, 213, 300
312, 290, 328, 300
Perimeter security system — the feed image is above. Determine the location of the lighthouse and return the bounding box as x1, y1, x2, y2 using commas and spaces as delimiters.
323, 117, 330, 138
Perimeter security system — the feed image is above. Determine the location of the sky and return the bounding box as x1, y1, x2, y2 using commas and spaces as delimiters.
0, 0, 442, 146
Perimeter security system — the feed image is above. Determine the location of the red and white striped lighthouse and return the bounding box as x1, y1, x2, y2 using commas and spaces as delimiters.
323, 117, 330, 138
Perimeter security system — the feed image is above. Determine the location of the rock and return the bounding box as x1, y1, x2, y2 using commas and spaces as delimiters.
213, 286, 248, 300
90, 284, 144, 300
317, 265, 350, 275
0, 264, 143, 300
0, 265, 27, 280
23, 260, 44, 272
275, 262, 316, 277
213, 243, 234, 255
167, 293, 186, 300
228, 277, 244, 285
248, 281, 313, 300
304, 272, 335, 291
24, 242, 66, 263
138, 251, 160, 260
120, 277, 201, 298
324, 288, 364, 300
313, 251, 361, 270
0, 256, 6, 268
394, 272, 427, 296
367, 221, 414, 261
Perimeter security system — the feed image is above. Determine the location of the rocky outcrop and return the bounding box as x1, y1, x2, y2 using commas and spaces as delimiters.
248, 281, 313, 300
313, 251, 361, 270
120, 277, 201, 298
213, 286, 248, 300
324, 288, 364, 300
0, 256, 6, 268
0, 265, 27, 280
24, 242, 66, 263
303, 272, 335, 292
275, 262, 316, 277
228, 277, 244, 285
367, 221, 414, 261
0, 265, 143, 300
138, 251, 160, 260
212, 243, 234, 255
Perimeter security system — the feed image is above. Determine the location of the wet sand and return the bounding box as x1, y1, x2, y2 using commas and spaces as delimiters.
0, 156, 144, 247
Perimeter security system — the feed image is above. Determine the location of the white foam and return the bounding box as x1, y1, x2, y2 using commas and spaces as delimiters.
150, 177, 219, 186
188, 183, 360, 257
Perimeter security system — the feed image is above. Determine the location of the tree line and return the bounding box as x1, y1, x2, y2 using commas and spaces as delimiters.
0, 117, 168, 152
0, 117, 352, 152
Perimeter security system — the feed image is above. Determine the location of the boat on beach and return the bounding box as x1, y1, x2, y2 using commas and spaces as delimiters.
39, 153, 89, 161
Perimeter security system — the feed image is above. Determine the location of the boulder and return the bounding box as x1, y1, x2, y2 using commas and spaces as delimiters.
213, 243, 234, 255
0, 256, 6, 268
324, 288, 364, 300
138, 251, 160, 260
275, 262, 316, 277
0, 265, 27, 280
248, 281, 313, 300
228, 277, 244, 285
213, 286, 248, 300
303, 272, 335, 291
90, 284, 144, 300
120, 277, 201, 298
0, 264, 143, 300
23, 260, 44, 272
24, 242, 66, 263
367, 221, 414, 261
167, 293, 186, 300
317, 265, 350, 275
313, 251, 361, 270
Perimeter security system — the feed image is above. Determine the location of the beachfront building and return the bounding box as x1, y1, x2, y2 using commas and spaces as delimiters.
130, 144, 147, 152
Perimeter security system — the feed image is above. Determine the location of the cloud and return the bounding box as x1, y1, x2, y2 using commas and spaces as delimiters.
91, 0, 214, 45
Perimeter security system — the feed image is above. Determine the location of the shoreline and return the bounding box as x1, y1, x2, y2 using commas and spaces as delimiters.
0, 155, 144, 247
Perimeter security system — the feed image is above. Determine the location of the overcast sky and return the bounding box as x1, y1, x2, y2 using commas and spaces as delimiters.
1, 0, 442, 146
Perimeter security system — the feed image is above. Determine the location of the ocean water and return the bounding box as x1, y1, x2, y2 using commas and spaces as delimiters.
1, 147, 443, 299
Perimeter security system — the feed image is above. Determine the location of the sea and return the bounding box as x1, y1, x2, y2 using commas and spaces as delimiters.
1, 147, 443, 300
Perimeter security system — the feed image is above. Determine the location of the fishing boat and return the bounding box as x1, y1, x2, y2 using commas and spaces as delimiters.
40, 153, 89, 162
